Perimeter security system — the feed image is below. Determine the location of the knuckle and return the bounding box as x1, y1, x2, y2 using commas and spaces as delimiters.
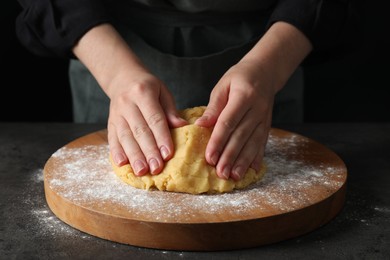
240, 88, 256, 101
234, 128, 247, 140
116, 128, 133, 143
147, 112, 165, 127
132, 124, 150, 139
234, 85, 258, 102
127, 82, 155, 100
115, 91, 132, 106
221, 118, 238, 130
131, 82, 149, 94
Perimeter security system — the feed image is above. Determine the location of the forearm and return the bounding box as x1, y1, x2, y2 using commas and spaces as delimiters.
72, 23, 147, 97
241, 21, 312, 93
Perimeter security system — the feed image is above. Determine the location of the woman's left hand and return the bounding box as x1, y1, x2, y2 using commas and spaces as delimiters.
195, 21, 312, 181
195, 59, 275, 181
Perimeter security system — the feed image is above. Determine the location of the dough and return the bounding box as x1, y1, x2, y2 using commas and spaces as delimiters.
110, 106, 266, 194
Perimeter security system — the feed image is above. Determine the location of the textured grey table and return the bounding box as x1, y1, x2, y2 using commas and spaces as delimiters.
1, 122, 389, 259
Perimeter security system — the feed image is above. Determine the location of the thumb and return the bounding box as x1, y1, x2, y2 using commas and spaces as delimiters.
195, 82, 229, 128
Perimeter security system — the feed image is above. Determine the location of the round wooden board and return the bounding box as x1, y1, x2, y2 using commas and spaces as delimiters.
43, 128, 347, 251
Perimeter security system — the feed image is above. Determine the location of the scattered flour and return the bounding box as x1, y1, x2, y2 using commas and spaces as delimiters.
46, 131, 346, 223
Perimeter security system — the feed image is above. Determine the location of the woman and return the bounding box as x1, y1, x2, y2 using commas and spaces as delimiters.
16, 0, 356, 180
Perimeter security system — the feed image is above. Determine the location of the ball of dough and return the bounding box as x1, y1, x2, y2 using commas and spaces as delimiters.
110, 106, 266, 194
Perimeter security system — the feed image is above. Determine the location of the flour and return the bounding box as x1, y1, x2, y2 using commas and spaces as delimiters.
47, 131, 346, 223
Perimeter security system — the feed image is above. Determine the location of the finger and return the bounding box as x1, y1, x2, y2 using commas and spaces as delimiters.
251, 108, 272, 171
107, 120, 129, 166
205, 93, 250, 168
127, 105, 164, 175
139, 92, 183, 162
215, 108, 261, 180
141, 106, 171, 161
229, 119, 267, 181
108, 117, 149, 176
195, 79, 230, 128
233, 101, 273, 180
250, 146, 265, 173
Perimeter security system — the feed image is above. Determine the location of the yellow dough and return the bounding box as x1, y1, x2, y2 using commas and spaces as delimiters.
110, 106, 266, 194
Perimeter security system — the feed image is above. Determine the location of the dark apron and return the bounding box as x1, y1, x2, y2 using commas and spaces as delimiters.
69, 4, 304, 124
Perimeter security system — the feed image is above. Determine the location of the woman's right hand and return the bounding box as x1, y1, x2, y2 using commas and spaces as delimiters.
72, 23, 187, 176
107, 69, 187, 176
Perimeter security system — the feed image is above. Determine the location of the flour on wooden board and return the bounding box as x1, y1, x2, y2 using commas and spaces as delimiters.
47, 132, 345, 222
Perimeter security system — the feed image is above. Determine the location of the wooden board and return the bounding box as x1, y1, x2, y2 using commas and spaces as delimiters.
43, 128, 347, 251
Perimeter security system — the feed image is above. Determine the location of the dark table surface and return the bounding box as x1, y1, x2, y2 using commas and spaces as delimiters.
1, 122, 389, 259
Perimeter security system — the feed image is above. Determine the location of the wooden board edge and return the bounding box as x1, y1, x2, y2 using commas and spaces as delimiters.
43, 175, 347, 251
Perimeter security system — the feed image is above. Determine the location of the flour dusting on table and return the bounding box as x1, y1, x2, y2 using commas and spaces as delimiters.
47, 131, 346, 222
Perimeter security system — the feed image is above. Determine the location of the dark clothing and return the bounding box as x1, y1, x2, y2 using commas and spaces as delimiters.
15, 0, 357, 63
14, 0, 359, 124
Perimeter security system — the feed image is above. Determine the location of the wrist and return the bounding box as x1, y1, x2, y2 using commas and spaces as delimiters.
72, 23, 148, 98
241, 21, 312, 93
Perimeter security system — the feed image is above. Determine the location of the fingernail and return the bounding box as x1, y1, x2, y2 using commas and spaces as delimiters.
160, 145, 170, 160
114, 153, 127, 166
133, 160, 146, 176
149, 158, 160, 174
232, 166, 244, 180
210, 152, 219, 166
174, 115, 187, 124
222, 165, 231, 180
195, 116, 207, 124
178, 116, 188, 123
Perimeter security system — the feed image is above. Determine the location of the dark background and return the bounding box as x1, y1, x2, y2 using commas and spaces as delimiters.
1, 1, 389, 123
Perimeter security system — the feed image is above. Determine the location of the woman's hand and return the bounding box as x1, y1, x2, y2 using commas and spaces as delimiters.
195, 60, 274, 181
72, 23, 187, 176
107, 70, 187, 176
196, 21, 313, 180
